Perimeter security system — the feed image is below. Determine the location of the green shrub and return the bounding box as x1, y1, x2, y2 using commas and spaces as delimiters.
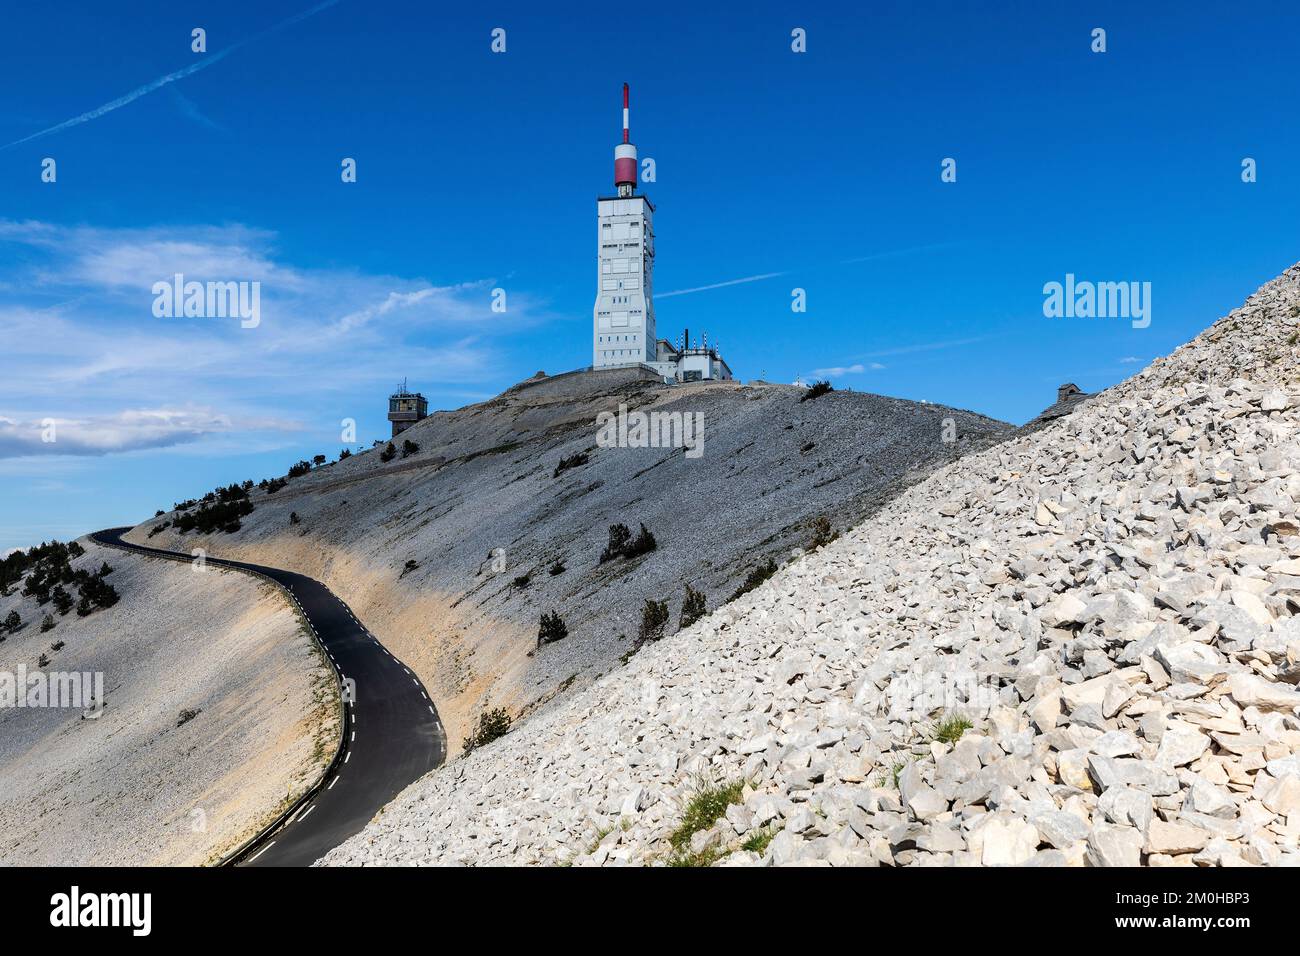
679, 585, 707, 630
462, 707, 512, 753
401, 439, 419, 458
808, 515, 838, 550
600, 522, 657, 563
379, 442, 397, 463
52, 585, 73, 615
537, 611, 568, 647
799, 380, 833, 402
729, 558, 778, 602
174, 497, 253, 534
553, 451, 589, 477
638, 598, 670, 645
548, 560, 566, 576
40, 614, 55, 633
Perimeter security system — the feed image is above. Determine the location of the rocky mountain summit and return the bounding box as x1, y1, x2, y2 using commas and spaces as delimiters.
321, 263, 1300, 867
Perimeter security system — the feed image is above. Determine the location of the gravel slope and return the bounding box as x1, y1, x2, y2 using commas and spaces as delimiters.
0, 541, 338, 866
320, 262, 1300, 867
128, 373, 1010, 752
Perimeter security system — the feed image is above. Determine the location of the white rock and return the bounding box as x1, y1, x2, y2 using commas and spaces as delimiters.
1086, 824, 1143, 867
978, 814, 1040, 866
1228, 673, 1300, 713
1144, 820, 1210, 855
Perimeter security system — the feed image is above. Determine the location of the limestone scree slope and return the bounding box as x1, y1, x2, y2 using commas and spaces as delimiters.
128, 371, 1009, 753
320, 263, 1300, 867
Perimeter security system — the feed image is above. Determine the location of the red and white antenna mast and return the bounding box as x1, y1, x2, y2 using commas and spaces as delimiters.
614, 82, 637, 197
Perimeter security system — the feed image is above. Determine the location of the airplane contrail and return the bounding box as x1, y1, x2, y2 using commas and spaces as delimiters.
0, 0, 344, 151
657, 272, 787, 298
657, 242, 966, 299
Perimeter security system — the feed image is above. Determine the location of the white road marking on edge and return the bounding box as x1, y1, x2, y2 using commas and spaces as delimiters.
328, 776, 340, 790
345, 751, 351, 763
300, 805, 316, 821
249, 842, 275, 861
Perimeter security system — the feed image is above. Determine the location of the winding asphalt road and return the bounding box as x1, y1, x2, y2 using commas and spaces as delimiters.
90, 527, 446, 867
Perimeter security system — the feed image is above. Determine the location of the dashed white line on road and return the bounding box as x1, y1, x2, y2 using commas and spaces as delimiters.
344, 751, 351, 763
300, 805, 316, 821
328, 776, 340, 790
248, 842, 275, 862
351, 731, 355, 742
428, 705, 435, 714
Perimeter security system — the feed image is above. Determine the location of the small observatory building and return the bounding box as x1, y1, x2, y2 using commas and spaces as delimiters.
388, 380, 428, 437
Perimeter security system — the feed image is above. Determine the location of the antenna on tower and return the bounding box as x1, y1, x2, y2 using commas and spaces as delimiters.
614, 84, 637, 197
622, 83, 630, 144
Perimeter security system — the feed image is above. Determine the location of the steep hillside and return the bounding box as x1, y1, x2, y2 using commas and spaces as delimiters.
0, 540, 338, 865
127, 371, 1010, 750
321, 262, 1300, 867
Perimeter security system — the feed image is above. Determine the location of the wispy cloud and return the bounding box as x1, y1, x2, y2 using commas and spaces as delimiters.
0, 408, 286, 458
656, 241, 964, 300
169, 88, 226, 133
851, 335, 994, 361
810, 362, 886, 378
0, 0, 345, 151
0, 219, 536, 459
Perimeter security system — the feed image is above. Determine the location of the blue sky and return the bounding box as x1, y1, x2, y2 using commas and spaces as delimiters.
2, 1, 1299, 551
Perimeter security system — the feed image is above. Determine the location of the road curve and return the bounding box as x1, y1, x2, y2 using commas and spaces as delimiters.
90, 527, 446, 867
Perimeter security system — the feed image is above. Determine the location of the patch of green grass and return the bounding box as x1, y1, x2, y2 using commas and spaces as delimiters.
741, 827, 777, 856
876, 756, 911, 789
668, 777, 745, 856
585, 816, 632, 855
933, 714, 973, 745
668, 845, 727, 867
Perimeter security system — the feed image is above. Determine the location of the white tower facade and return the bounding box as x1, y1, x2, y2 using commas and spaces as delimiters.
594, 84, 655, 369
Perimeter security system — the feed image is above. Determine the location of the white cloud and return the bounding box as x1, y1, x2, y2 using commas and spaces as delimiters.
0, 219, 538, 459
810, 362, 885, 378
1119, 355, 1141, 363
0, 408, 283, 458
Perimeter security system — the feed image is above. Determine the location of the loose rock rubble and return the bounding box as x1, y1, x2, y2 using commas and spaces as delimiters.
321, 264, 1300, 867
